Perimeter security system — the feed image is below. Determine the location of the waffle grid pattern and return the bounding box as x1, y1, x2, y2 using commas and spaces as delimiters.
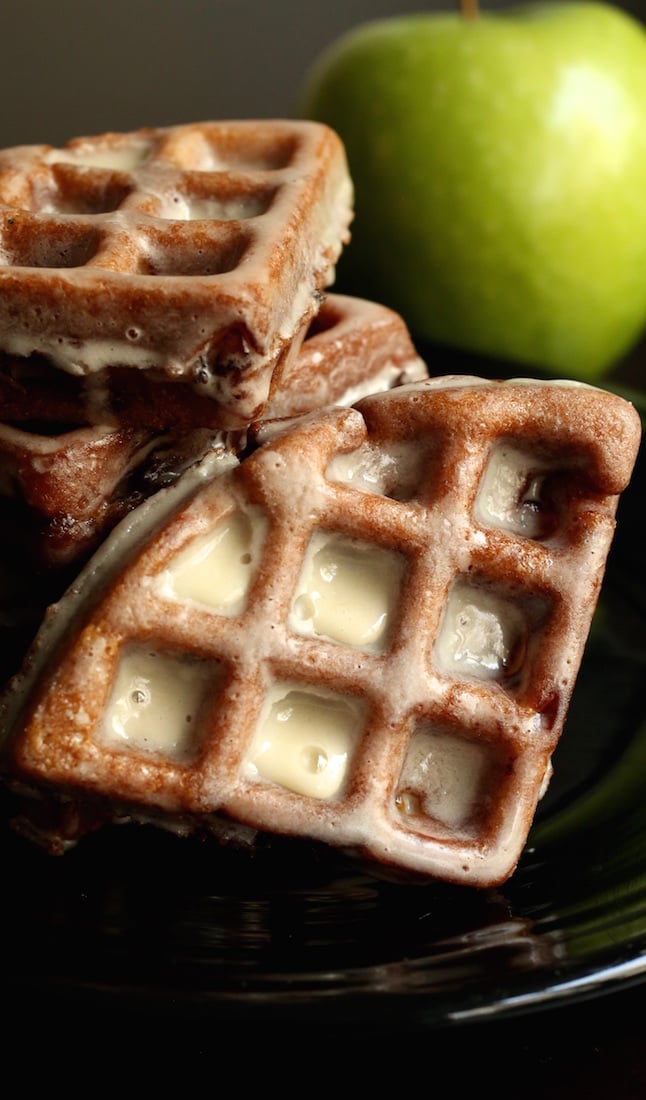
0, 120, 353, 426
6, 379, 641, 885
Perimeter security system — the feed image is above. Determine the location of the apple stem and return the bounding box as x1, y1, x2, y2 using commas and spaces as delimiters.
460, 0, 480, 19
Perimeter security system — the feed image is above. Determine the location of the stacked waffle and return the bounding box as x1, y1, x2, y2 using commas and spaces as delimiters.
0, 121, 640, 887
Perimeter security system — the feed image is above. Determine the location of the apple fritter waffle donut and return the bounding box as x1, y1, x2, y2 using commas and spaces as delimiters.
0, 377, 640, 885
0, 119, 353, 429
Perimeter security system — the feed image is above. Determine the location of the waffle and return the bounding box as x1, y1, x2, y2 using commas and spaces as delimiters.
0, 376, 640, 885
0, 294, 427, 572
0, 119, 353, 430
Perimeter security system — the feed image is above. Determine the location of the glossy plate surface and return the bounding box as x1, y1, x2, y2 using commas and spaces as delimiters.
2, 369, 646, 1030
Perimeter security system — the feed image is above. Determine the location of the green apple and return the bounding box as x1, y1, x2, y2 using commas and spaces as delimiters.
300, 2, 646, 381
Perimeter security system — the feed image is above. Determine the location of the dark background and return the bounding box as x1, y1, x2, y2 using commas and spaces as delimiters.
2, 0, 646, 148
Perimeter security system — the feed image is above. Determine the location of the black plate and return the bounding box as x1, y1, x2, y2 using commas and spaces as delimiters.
2, 362, 646, 1032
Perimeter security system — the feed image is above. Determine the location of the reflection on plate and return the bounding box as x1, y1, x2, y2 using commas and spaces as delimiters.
1, 368, 646, 1030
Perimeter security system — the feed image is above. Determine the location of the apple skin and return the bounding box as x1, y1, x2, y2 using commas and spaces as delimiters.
300, 3, 646, 381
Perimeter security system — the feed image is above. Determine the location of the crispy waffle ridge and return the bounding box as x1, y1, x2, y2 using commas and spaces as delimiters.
0, 119, 353, 429
0, 376, 640, 886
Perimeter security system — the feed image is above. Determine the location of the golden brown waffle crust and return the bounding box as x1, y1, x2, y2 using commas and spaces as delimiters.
0, 120, 353, 427
0, 377, 641, 886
